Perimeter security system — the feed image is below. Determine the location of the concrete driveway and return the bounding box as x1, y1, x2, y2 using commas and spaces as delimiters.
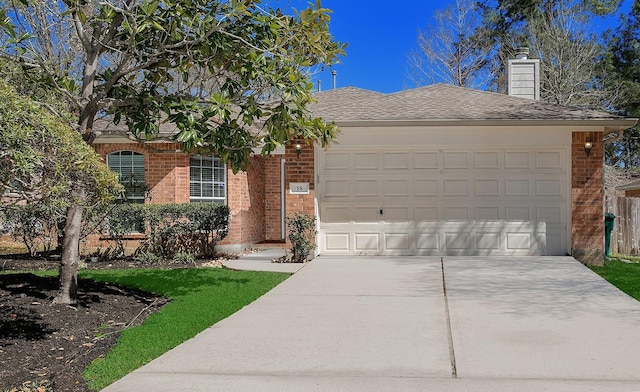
103, 256, 640, 391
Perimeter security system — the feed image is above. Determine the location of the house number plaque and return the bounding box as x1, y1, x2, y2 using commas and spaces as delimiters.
289, 182, 310, 195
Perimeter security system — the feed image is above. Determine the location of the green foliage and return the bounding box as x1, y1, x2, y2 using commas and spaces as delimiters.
80, 268, 289, 390
172, 251, 196, 265
133, 250, 160, 265
99, 203, 231, 259
590, 259, 640, 301
286, 212, 316, 263
0, 1, 346, 172
0, 78, 122, 207
602, 0, 640, 168
0, 203, 62, 256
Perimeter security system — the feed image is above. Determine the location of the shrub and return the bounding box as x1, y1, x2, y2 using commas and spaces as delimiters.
101, 203, 230, 259
0, 202, 63, 256
286, 212, 316, 263
172, 251, 196, 265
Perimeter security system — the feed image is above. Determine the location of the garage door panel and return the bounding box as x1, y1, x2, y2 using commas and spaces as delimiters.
385, 233, 411, 250
444, 152, 469, 168
537, 206, 563, 224
506, 206, 532, 221
414, 152, 439, 169
417, 233, 441, 250
444, 207, 470, 221
354, 179, 379, 197
324, 233, 350, 251
383, 179, 410, 197
474, 152, 500, 169
475, 206, 501, 221
319, 147, 567, 256
474, 179, 500, 196
506, 233, 532, 250
536, 179, 563, 196
444, 179, 469, 196
354, 153, 379, 170
355, 233, 379, 251
415, 179, 439, 197
446, 232, 471, 249
383, 152, 410, 169
353, 207, 380, 223
536, 151, 564, 169
416, 206, 439, 221
322, 206, 351, 223
476, 233, 501, 250
505, 151, 531, 169
384, 206, 410, 222
323, 179, 349, 198
506, 178, 531, 196
323, 152, 349, 171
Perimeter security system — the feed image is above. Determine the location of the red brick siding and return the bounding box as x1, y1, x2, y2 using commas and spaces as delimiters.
219, 155, 266, 247
571, 132, 604, 265
89, 142, 271, 253
284, 142, 316, 246
264, 156, 284, 241
93, 142, 189, 204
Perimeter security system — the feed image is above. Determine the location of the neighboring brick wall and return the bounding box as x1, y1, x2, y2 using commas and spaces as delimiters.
571, 132, 604, 265
284, 142, 316, 246
264, 156, 284, 241
625, 189, 640, 197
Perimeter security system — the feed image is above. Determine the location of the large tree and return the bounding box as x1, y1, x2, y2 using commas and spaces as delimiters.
0, 0, 345, 304
479, 0, 620, 99
407, 0, 492, 88
0, 75, 122, 292
602, 0, 640, 169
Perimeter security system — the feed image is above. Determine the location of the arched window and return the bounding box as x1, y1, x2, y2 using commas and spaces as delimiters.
107, 151, 145, 203
190, 155, 226, 203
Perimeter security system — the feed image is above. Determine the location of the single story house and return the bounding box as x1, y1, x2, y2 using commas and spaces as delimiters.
90, 55, 637, 265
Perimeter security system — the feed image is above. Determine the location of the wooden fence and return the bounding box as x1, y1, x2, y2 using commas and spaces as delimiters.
605, 196, 640, 255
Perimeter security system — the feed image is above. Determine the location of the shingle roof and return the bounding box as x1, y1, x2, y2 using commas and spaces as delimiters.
310, 84, 630, 123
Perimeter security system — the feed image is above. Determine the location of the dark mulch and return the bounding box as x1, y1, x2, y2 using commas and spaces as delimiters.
0, 256, 180, 392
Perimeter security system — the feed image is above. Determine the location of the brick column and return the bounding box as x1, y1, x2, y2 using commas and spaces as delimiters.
571, 131, 604, 265
284, 142, 316, 245
221, 156, 266, 249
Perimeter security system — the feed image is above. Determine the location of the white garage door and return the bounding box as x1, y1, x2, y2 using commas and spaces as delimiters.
318, 147, 568, 256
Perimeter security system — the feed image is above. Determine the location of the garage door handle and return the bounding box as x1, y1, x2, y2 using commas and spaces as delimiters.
380, 209, 383, 215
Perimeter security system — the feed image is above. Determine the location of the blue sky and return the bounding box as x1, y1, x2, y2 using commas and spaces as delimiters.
277, 0, 633, 94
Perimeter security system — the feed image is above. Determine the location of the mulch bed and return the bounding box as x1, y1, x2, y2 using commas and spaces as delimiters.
0, 256, 227, 392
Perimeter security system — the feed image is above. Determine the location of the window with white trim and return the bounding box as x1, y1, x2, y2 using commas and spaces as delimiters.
107, 151, 146, 203
190, 155, 226, 203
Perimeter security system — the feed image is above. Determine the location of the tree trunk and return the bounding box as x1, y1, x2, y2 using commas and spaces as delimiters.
53, 194, 84, 305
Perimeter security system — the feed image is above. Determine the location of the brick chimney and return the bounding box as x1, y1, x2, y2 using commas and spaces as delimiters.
507, 47, 540, 100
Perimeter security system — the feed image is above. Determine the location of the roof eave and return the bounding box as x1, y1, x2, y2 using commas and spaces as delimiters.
330, 118, 638, 132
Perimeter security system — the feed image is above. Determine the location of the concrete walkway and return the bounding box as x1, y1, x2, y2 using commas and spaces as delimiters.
103, 255, 640, 391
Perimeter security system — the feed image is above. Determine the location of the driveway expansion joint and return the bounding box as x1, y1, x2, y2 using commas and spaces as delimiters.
441, 257, 457, 378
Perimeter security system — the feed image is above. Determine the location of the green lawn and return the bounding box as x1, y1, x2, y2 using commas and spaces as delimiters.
590, 258, 640, 301
79, 268, 289, 391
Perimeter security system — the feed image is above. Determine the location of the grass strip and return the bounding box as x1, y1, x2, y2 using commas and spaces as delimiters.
590, 259, 640, 301
80, 268, 289, 391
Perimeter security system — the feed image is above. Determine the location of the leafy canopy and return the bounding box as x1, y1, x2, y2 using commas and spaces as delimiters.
0, 0, 346, 172
0, 74, 122, 208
